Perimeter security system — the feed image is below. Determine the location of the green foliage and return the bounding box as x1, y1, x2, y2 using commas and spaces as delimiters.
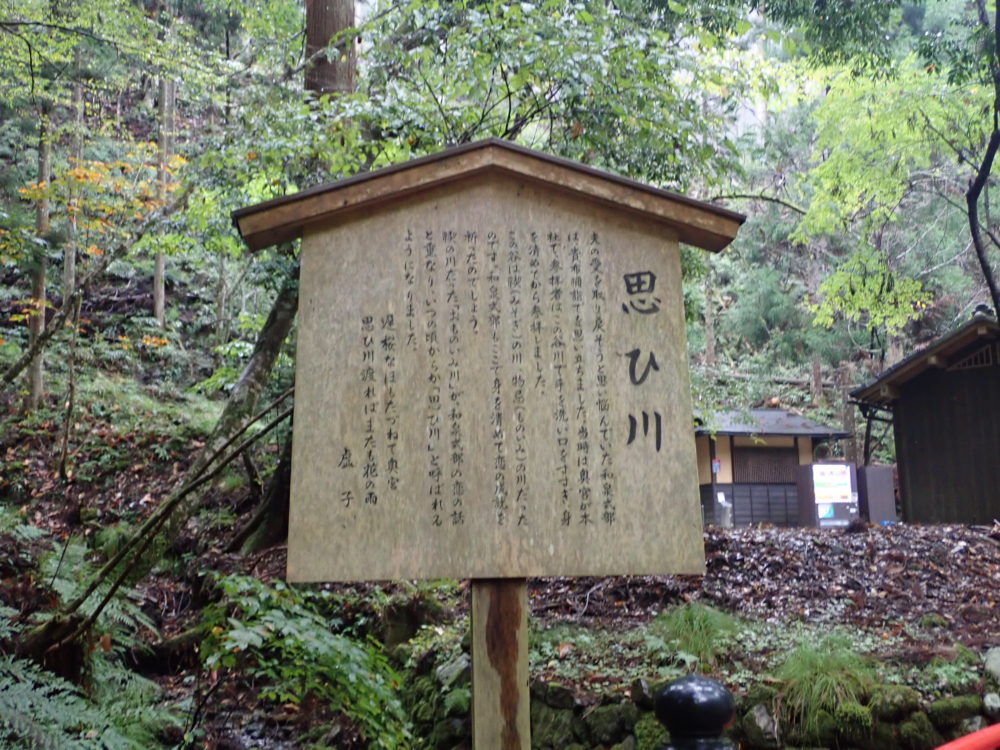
834, 699, 873, 733
773, 632, 876, 739
648, 602, 741, 667
39, 537, 158, 651
0, 503, 45, 543
919, 645, 982, 695
442, 684, 471, 715
633, 710, 669, 750
92, 521, 135, 561
0, 655, 175, 749
405, 620, 468, 671
200, 574, 412, 749
795, 60, 986, 240
348, 0, 760, 188
531, 622, 687, 688
754, 0, 906, 70
808, 247, 930, 335
88, 657, 182, 746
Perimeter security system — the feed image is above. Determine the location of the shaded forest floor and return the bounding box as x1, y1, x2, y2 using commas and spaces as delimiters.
2, 382, 1000, 747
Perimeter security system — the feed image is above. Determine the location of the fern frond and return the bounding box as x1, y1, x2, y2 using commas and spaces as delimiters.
0, 655, 130, 749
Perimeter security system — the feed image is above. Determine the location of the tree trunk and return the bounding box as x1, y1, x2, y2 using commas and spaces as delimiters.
703, 276, 716, 369
305, 0, 356, 96
64, 76, 83, 300
967, 0, 1000, 317
216, 0, 358, 552
229, 437, 293, 555
163, 265, 299, 539
839, 365, 858, 465
810, 355, 824, 405
24, 108, 51, 413
215, 251, 228, 348
153, 76, 175, 327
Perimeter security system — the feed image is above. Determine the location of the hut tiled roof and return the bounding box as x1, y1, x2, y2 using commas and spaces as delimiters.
694, 409, 850, 440
851, 312, 1000, 407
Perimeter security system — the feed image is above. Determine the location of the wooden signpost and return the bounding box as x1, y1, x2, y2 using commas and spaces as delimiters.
233, 139, 743, 748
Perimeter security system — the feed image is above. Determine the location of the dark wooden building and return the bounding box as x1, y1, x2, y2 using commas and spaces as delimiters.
851, 312, 1000, 524
695, 409, 849, 527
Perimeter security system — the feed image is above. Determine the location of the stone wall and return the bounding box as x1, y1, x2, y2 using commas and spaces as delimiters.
399, 643, 1000, 750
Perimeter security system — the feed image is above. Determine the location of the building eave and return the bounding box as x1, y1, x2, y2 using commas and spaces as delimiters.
851, 314, 1000, 406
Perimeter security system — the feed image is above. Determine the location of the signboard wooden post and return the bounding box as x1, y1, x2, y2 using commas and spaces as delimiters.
233, 139, 743, 748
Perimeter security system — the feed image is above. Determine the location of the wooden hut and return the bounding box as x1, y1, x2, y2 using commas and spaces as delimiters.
851, 311, 1000, 524
694, 409, 850, 527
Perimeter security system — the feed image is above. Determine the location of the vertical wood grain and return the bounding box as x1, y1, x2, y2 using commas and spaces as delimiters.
471, 578, 530, 750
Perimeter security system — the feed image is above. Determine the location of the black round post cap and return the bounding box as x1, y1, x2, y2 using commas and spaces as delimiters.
654, 674, 736, 749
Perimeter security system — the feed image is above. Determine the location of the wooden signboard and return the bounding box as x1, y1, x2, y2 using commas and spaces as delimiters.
233, 139, 743, 748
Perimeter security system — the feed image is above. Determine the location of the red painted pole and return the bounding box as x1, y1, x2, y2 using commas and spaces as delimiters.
934, 723, 1000, 750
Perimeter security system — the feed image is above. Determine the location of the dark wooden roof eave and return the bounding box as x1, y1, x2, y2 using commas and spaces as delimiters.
693, 427, 852, 441
692, 409, 851, 441
851, 314, 1000, 405
231, 138, 745, 253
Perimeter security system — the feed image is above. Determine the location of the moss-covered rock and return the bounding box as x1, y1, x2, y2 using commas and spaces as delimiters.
835, 700, 873, 745
898, 711, 944, 750
382, 592, 445, 648
584, 702, 639, 745
610, 737, 637, 750
531, 701, 578, 750
427, 716, 468, 749
783, 708, 837, 748
861, 720, 903, 750
435, 653, 471, 689
984, 646, 1000, 684
918, 613, 948, 629
871, 685, 922, 722
630, 678, 656, 710
530, 679, 577, 710
742, 684, 779, 710
633, 711, 669, 750
984, 691, 1000, 720
741, 703, 780, 749
408, 674, 443, 725
926, 695, 982, 730
954, 715, 987, 739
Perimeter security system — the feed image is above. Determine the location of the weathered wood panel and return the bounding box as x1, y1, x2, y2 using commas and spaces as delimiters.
894, 362, 1000, 524
287, 174, 705, 581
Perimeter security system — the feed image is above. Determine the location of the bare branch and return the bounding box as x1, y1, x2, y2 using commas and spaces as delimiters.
708, 192, 806, 215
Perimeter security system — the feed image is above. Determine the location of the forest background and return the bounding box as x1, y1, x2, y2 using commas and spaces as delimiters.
0, 0, 999, 747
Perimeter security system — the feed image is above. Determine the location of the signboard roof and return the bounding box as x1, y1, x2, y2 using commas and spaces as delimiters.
232, 138, 745, 253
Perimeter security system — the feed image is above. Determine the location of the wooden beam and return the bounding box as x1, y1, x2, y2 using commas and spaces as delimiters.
878, 384, 899, 401
471, 578, 530, 750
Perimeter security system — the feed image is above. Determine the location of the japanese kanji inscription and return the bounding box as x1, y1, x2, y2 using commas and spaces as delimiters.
232, 140, 743, 582
287, 176, 706, 581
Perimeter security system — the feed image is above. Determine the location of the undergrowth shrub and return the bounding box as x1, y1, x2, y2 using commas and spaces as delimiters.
201, 574, 412, 749
648, 602, 741, 667
0, 655, 176, 748
39, 538, 158, 652
0, 533, 182, 747
774, 632, 876, 740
